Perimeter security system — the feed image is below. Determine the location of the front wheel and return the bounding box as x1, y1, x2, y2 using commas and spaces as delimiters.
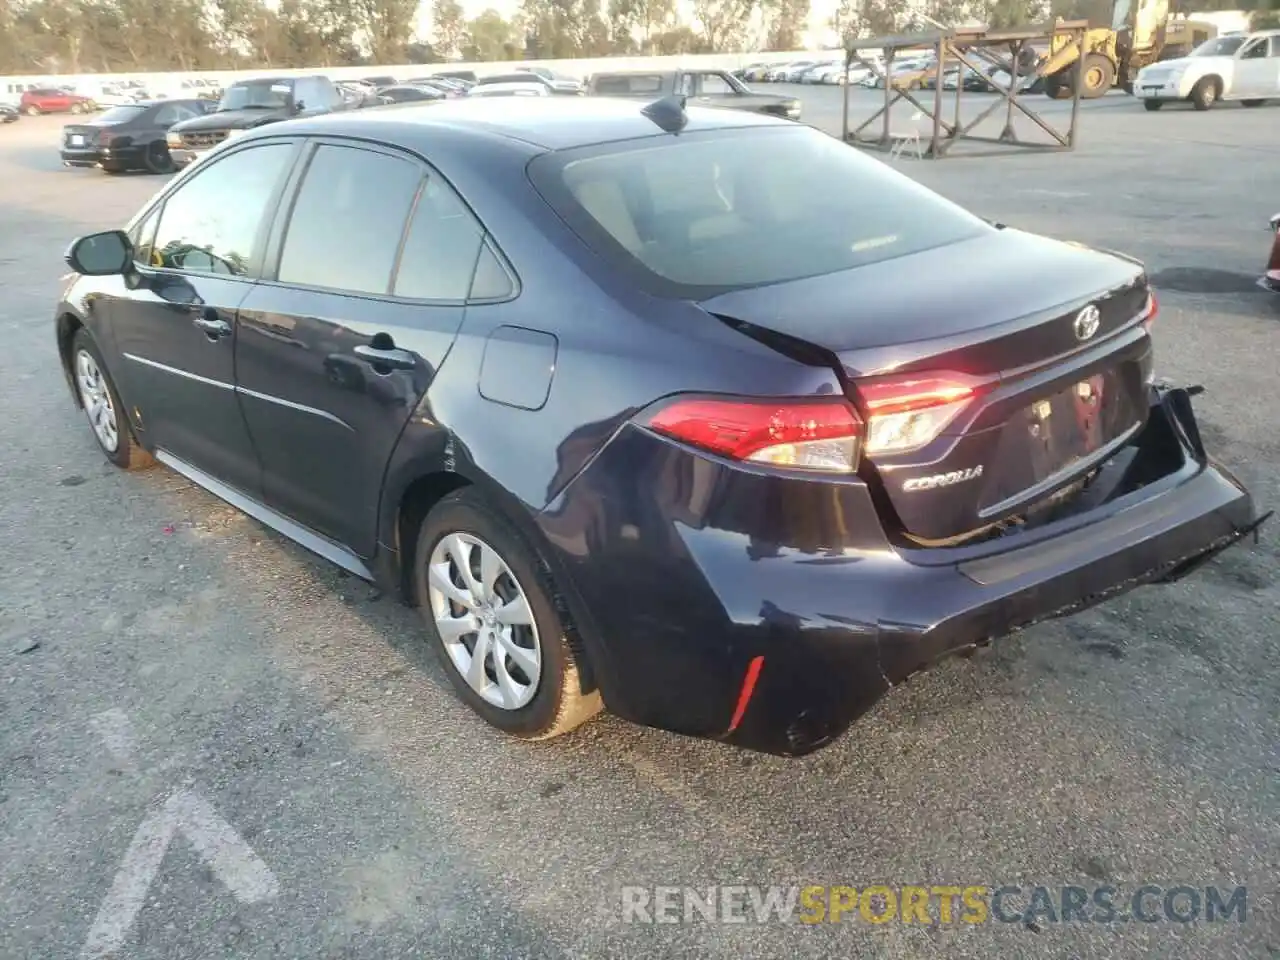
1143, 98, 1163, 111
413, 488, 603, 741
22, 104, 39, 115
1190, 76, 1219, 110
70, 328, 153, 470
143, 140, 174, 174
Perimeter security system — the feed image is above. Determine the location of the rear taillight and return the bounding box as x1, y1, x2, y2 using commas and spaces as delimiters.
98, 131, 112, 145
1141, 290, 1158, 329
856, 374, 980, 456
641, 396, 863, 473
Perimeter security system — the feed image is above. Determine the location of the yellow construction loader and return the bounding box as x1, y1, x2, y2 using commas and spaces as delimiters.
1041, 0, 1218, 99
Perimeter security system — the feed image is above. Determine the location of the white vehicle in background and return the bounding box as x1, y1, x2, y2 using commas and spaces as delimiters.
767, 60, 815, 82
466, 81, 550, 98
1134, 30, 1280, 110
799, 60, 842, 83
74, 82, 139, 106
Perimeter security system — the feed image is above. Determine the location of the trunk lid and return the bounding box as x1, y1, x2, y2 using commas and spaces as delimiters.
62, 123, 104, 148
700, 228, 1155, 543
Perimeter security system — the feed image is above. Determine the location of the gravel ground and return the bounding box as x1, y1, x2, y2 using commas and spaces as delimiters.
1, 89, 1277, 960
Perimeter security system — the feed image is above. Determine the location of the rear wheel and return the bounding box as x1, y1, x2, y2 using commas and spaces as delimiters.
413, 489, 603, 741
1143, 98, 1163, 111
1190, 76, 1220, 110
70, 329, 153, 470
1043, 72, 1070, 99
143, 140, 174, 174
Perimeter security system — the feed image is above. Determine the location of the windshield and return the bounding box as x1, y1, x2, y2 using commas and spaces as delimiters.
219, 82, 289, 110
95, 105, 146, 123
1191, 36, 1247, 57
529, 126, 989, 298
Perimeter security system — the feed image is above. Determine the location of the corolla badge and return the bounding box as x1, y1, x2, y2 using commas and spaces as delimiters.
1073, 304, 1102, 341
902, 465, 984, 492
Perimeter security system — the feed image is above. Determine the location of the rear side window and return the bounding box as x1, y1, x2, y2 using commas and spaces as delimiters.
392, 178, 487, 301
529, 126, 989, 298
594, 75, 663, 95
277, 144, 423, 295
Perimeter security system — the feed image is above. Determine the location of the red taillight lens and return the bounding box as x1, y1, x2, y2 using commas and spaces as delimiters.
641, 396, 863, 473
1141, 290, 1158, 328
856, 373, 980, 456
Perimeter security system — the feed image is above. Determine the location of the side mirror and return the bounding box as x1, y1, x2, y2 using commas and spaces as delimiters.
291, 99, 305, 114
65, 230, 132, 276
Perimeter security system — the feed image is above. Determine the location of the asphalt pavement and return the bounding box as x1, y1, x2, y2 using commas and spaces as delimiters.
1, 87, 1278, 960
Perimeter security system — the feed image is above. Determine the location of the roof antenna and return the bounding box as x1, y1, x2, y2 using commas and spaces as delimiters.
641, 95, 688, 134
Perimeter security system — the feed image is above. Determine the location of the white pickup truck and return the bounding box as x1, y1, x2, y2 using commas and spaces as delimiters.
1134, 29, 1280, 110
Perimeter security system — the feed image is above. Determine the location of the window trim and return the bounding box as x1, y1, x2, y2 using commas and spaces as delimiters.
123, 137, 304, 283
258, 135, 520, 306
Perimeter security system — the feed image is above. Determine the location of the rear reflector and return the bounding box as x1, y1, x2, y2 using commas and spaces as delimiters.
641, 396, 862, 473
856, 374, 981, 456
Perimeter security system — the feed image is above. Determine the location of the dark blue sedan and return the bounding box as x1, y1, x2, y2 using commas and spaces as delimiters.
54, 97, 1266, 755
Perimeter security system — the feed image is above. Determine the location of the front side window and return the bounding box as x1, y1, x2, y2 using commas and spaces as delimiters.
393, 177, 487, 301
697, 74, 734, 96
530, 126, 990, 299
277, 144, 423, 296
1240, 39, 1268, 59
1191, 36, 1247, 57
150, 143, 294, 276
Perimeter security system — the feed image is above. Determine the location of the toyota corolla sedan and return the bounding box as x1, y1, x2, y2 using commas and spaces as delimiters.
54, 97, 1268, 756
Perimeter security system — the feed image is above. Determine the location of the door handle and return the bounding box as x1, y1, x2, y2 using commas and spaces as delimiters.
353, 343, 416, 371
191, 308, 231, 339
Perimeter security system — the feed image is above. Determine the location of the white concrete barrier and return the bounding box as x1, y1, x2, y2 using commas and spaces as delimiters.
2, 50, 837, 94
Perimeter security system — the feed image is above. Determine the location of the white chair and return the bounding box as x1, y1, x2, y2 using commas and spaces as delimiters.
889, 109, 926, 160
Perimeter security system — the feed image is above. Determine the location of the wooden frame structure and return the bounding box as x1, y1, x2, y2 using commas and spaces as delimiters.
840, 21, 1091, 159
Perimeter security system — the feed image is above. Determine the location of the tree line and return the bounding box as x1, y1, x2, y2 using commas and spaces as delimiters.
1, 0, 1276, 75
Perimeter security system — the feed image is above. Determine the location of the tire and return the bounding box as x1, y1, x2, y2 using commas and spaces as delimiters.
1043, 73, 1069, 99
22, 104, 39, 115
1143, 99, 1163, 111
1191, 76, 1220, 111
70, 328, 153, 470
413, 488, 603, 741
142, 140, 174, 174
1081, 53, 1114, 99
1241, 99, 1266, 108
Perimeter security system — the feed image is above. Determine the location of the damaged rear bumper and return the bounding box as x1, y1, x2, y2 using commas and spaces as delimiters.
539, 385, 1268, 758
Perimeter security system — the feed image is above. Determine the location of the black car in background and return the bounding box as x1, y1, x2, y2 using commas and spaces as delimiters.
376, 84, 446, 104
54, 98, 1267, 757
1, 103, 18, 123
61, 99, 212, 173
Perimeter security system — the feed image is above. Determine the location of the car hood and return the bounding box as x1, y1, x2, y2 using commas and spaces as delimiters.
172, 108, 288, 131
1143, 56, 1226, 72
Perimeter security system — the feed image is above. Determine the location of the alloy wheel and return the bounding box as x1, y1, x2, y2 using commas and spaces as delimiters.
427, 532, 542, 710
75, 349, 119, 453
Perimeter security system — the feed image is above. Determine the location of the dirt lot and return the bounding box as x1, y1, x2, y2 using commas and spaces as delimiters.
1, 90, 1277, 960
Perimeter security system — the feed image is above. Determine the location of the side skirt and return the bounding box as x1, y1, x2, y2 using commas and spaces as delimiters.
154, 448, 376, 582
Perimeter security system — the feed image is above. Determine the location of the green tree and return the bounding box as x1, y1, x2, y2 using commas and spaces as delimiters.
692, 0, 757, 51
430, 0, 466, 57
761, 0, 810, 50
463, 7, 519, 60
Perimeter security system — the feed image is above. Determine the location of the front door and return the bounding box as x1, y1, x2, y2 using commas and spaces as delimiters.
235, 140, 487, 556
1233, 37, 1275, 96
108, 140, 298, 494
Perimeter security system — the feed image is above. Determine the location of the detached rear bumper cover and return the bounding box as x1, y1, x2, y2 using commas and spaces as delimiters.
539, 385, 1267, 757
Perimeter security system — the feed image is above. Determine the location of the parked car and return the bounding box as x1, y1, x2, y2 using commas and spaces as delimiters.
61, 99, 212, 174
1135, 29, 1280, 110
54, 96, 1267, 757
474, 72, 579, 95
377, 84, 447, 104
406, 77, 467, 97
337, 81, 382, 108
20, 87, 95, 115
434, 70, 478, 83
776, 60, 820, 83
466, 81, 550, 98
515, 66, 584, 94
165, 75, 349, 169
1262, 212, 1280, 292
588, 69, 800, 120
0, 103, 18, 123
74, 82, 141, 107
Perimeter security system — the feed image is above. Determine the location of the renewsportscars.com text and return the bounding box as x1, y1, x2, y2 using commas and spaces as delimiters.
620, 884, 1248, 925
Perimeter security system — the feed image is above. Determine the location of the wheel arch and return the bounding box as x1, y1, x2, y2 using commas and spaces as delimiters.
382, 463, 606, 698
57, 311, 86, 407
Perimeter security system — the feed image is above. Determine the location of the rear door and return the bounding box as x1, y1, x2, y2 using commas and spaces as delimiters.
235, 139, 488, 556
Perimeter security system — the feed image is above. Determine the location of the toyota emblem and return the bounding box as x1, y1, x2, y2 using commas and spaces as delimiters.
1073, 304, 1101, 341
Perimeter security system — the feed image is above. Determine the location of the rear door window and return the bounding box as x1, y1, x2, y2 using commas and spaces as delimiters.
392, 177, 488, 301
276, 143, 423, 296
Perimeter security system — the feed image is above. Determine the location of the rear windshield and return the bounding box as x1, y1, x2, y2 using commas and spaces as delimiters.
528, 126, 989, 298
95, 105, 147, 123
